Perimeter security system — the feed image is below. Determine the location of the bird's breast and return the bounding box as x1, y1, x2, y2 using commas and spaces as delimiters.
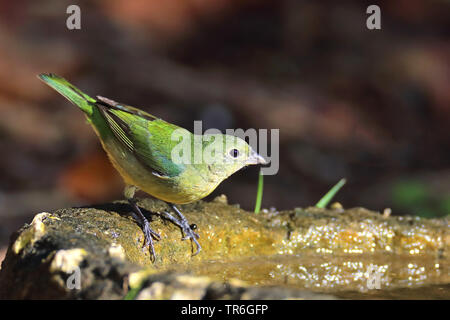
102, 140, 221, 204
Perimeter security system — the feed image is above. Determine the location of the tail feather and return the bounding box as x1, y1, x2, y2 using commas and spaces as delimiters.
38, 73, 96, 116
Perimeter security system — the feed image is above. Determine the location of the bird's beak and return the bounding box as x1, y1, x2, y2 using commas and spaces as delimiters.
247, 149, 268, 165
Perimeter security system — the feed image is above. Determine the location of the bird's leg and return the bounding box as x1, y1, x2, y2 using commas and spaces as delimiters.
161, 204, 201, 256
124, 185, 160, 261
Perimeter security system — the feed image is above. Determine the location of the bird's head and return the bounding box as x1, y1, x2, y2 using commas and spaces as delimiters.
201, 134, 267, 180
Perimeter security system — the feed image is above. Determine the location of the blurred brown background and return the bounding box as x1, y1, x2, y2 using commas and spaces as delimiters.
0, 0, 449, 261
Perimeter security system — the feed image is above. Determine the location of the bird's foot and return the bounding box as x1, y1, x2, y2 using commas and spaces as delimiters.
161, 207, 202, 256
141, 220, 161, 261
128, 198, 161, 261
180, 223, 201, 256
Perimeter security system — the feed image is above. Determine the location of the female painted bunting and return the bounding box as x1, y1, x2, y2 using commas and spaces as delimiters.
38, 73, 266, 260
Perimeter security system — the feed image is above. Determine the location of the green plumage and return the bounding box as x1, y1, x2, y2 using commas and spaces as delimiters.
38, 73, 265, 205
39, 73, 95, 115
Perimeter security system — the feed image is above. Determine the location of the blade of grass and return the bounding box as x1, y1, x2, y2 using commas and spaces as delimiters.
123, 285, 142, 300
124, 280, 145, 300
315, 178, 347, 208
254, 169, 264, 214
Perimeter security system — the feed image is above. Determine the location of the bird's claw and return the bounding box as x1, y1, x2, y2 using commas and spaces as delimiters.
161, 209, 201, 256
142, 223, 161, 261
150, 228, 161, 241
180, 224, 201, 256
181, 227, 199, 240
127, 196, 161, 261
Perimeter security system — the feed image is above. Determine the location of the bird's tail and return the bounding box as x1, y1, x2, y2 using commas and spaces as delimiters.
38, 73, 96, 116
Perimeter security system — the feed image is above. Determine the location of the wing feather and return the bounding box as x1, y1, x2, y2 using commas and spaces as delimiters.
96, 98, 185, 178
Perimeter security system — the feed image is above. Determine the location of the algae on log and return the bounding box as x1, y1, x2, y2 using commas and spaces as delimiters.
0, 195, 448, 299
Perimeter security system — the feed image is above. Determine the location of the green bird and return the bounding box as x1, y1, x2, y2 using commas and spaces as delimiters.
38, 73, 266, 260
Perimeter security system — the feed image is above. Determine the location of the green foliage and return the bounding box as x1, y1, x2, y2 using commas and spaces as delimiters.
391, 180, 448, 218
123, 283, 144, 300
439, 197, 450, 215
254, 169, 264, 214
315, 178, 346, 209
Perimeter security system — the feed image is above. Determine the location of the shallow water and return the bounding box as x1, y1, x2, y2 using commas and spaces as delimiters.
186, 253, 449, 299
336, 283, 450, 300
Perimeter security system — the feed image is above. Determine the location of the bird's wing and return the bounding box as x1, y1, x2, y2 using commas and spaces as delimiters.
96, 96, 158, 121
96, 97, 185, 178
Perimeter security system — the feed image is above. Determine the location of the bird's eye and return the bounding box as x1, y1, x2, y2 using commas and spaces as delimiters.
229, 149, 240, 158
